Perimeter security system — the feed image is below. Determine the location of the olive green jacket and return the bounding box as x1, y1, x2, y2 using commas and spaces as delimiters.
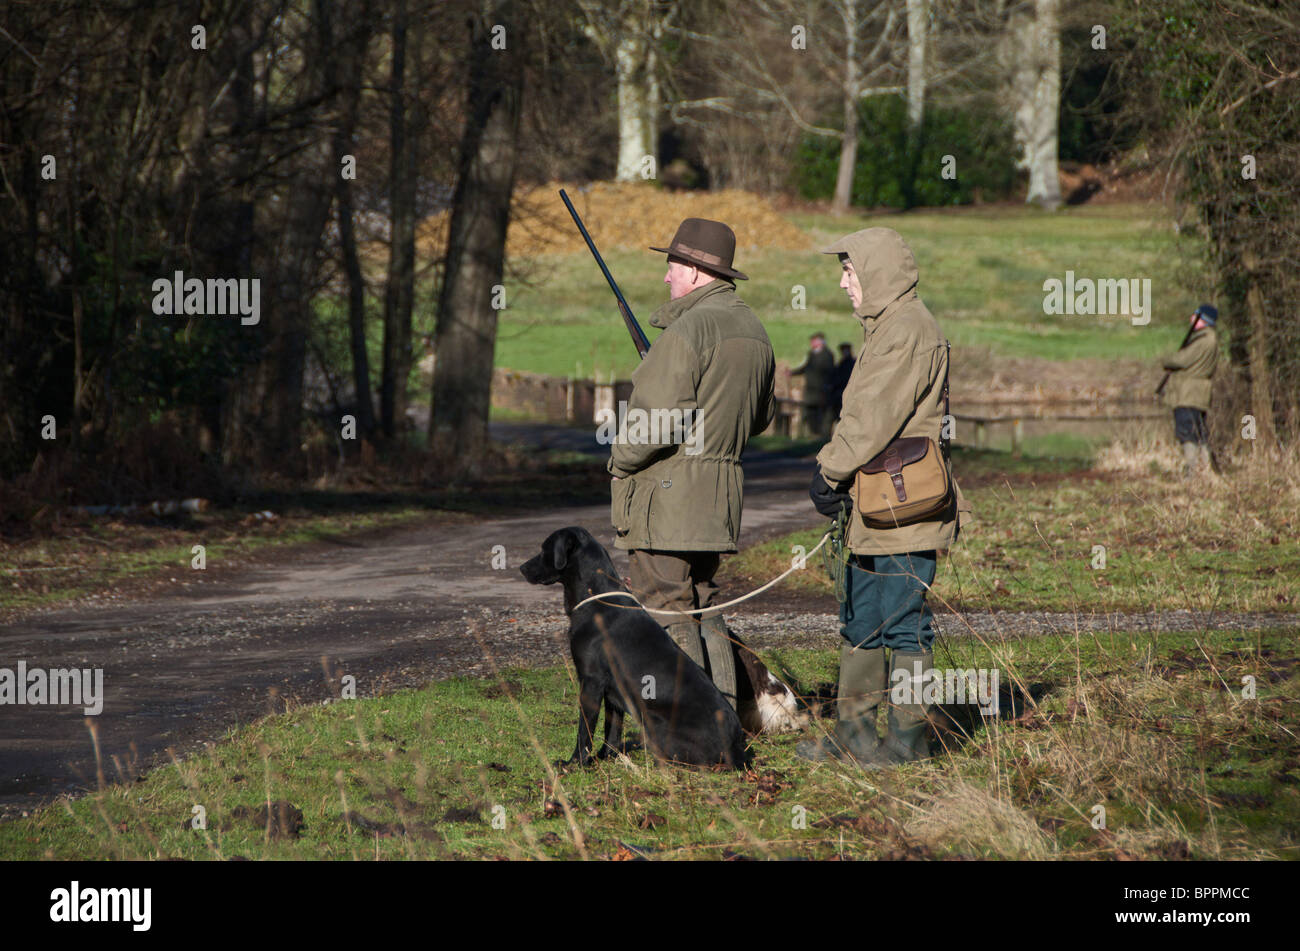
609, 279, 776, 552
1161, 327, 1218, 411
816, 228, 967, 555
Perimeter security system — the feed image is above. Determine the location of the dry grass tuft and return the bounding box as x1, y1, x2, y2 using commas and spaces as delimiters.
906, 779, 1056, 859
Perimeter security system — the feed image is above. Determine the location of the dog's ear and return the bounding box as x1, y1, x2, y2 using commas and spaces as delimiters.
543, 528, 579, 572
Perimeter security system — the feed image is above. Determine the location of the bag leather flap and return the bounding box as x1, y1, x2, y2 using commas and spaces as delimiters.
860, 436, 931, 475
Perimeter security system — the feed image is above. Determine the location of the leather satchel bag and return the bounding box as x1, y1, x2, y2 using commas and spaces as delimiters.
852, 344, 952, 529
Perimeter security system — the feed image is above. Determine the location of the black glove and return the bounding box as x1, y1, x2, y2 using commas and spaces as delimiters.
810, 469, 852, 519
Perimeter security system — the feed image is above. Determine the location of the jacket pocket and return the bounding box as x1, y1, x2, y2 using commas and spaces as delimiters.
611, 477, 635, 537
633, 479, 657, 546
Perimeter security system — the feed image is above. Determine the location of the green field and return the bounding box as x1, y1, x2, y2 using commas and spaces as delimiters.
490, 203, 1209, 380
725, 444, 1300, 615
4, 627, 1294, 860
314, 202, 1211, 387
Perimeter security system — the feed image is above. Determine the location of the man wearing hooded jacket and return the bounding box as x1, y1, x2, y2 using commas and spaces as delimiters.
798, 227, 967, 768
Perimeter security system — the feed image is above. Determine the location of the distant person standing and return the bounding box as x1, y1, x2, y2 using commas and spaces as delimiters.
828, 342, 855, 422
1158, 304, 1219, 477
791, 332, 835, 437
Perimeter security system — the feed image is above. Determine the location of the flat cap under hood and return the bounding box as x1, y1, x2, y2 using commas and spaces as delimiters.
821, 227, 919, 320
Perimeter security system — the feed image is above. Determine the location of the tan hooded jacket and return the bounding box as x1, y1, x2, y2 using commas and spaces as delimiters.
816, 228, 967, 555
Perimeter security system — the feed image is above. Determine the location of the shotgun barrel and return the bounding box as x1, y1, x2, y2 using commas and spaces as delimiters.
559, 189, 651, 359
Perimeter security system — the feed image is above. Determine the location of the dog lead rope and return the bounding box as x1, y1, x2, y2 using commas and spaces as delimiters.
570, 529, 834, 617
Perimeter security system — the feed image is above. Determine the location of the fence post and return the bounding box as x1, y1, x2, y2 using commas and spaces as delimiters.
594, 371, 615, 427
1012, 418, 1024, 457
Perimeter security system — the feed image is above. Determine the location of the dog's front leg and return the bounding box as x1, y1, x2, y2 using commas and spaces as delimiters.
557, 681, 604, 769
597, 702, 624, 759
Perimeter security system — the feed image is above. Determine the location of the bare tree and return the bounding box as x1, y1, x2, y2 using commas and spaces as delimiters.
670, 0, 905, 214
579, 0, 672, 182
429, 2, 524, 472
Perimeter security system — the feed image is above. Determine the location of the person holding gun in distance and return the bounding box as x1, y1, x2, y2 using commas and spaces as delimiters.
1157, 304, 1220, 478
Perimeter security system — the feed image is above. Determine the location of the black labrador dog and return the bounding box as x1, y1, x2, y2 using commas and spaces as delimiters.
520, 526, 749, 770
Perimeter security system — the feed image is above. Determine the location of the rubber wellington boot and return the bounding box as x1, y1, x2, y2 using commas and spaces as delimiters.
796, 644, 886, 762
665, 619, 706, 667
699, 614, 738, 711
858, 648, 934, 770
1182, 441, 1200, 479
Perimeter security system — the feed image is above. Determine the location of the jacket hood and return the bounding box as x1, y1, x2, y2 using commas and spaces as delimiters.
820, 227, 919, 320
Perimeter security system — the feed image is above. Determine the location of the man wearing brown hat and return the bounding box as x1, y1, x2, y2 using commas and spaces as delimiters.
608, 218, 776, 710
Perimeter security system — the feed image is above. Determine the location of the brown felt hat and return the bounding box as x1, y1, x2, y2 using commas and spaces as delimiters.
649, 217, 748, 281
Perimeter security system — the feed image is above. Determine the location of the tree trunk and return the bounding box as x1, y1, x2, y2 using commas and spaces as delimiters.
906, 0, 927, 130
615, 32, 654, 181
260, 0, 340, 471
381, 0, 417, 440
213, 13, 262, 469
335, 6, 376, 440
831, 1, 860, 216
1015, 0, 1061, 209
429, 2, 524, 473
832, 101, 858, 215
1242, 249, 1278, 450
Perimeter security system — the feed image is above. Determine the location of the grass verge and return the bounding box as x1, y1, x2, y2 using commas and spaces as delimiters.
2, 626, 1295, 860
725, 442, 1300, 614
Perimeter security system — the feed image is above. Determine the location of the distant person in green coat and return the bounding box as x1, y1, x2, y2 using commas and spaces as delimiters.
1159, 304, 1219, 477
791, 332, 835, 437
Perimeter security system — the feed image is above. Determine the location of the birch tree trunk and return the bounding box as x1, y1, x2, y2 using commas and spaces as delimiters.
906, 0, 927, 130
429, 2, 524, 473
831, 0, 860, 215
610, 1, 661, 183
615, 33, 654, 181
1013, 0, 1061, 209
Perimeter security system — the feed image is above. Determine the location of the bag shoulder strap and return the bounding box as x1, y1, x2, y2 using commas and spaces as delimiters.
941, 340, 951, 454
